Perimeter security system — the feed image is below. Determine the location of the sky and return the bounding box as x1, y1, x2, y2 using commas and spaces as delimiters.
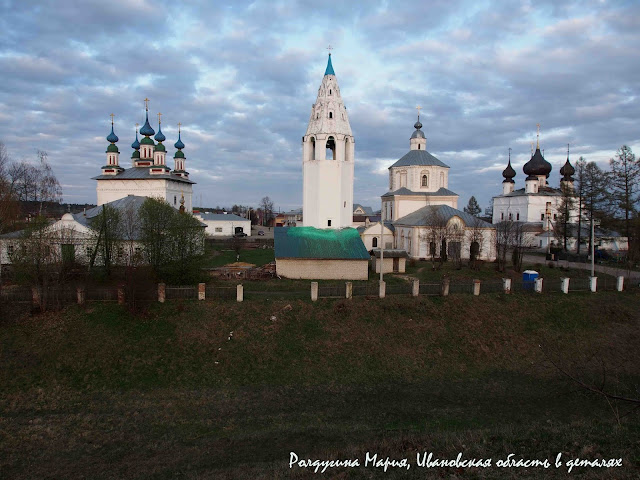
0, 0, 638, 214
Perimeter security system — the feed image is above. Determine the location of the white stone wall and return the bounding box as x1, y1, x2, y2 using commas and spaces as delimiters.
390, 165, 450, 193
359, 223, 394, 250
276, 259, 368, 280
195, 218, 252, 237
492, 192, 578, 225
97, 178, 193, 213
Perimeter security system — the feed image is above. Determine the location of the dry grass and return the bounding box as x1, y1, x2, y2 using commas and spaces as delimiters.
1, 293, 639, 479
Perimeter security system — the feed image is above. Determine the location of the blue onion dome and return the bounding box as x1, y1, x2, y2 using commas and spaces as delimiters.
523, 148, 552, 177
106, 124, 118, 143
154, 124, 166, 142
106, 143, 119, 153
140, 136, 155, 146
131, 130, 140, 150
131, 150, 140, 159
411, 120, 425, 139
174, 150, 185, 159
140, 111, 155, 136
502, 159, 516, 182
154, 142, 166, 152
174, 131, 185, 150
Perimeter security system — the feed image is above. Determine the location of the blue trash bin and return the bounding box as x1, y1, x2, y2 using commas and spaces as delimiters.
523, 270, 538, 290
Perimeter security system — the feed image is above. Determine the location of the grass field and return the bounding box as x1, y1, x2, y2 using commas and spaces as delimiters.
1, 293, 639, 479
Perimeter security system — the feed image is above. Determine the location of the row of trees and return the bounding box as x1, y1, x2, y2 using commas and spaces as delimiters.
0, 142, 62, 233
200, 196, 276, 226
556, 146, 639, 259
8, 197, 205, 311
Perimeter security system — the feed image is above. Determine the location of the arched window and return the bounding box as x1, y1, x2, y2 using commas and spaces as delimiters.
372, 237, 378, 247
329, 112, 333, 119
310, 137, 316, 160
501, 212, 504, 220
509, 213, 513, 220
329, 89, 332, 95
516, 213, 520, 221
326, 136, 336, 160
421, 175, 428, 187
418, 144, 421, 150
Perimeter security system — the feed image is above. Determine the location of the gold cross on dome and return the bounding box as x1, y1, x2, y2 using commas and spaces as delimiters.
135, 122, 139, 132
144, 98, 149, 110
110, 113, 114, 124
177, 122, 182, 133
157, 112, 162, 124
416, 105, 422, 120
327, 45, 333, 54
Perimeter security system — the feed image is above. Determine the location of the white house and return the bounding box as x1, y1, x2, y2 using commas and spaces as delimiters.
194, 212, 251, 237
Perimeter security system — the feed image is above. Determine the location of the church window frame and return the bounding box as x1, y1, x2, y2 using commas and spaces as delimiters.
310, 137, 316, 160
516, 212, 520, 221
372, 237, 378, 248
501, 212, 504, 220
326, 136, 336, 160
421, 173, 429, 187
329, 111, 333, 119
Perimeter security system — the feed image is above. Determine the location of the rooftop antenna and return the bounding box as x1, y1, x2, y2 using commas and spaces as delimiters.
536, 123, 540, 149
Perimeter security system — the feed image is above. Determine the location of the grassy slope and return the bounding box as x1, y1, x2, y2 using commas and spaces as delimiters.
1, 294, 639, 479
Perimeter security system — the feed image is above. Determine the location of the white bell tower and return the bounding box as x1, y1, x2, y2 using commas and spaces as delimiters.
302, 51, 355, 229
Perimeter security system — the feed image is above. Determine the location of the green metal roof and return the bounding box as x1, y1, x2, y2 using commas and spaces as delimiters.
274, 226, 369, 259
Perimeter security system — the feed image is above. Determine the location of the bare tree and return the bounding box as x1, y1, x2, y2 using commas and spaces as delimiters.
608, 145, 639, 259
466, 217, 487, 270
260, 196, 274, 227
89, 204, 122, 276
420, 209, 449, 270
495, 220, 513, 272
554, 182, 576, 252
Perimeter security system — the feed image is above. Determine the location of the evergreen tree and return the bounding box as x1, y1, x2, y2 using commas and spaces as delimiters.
463, 196, 482, 216
608, 145, 639, 258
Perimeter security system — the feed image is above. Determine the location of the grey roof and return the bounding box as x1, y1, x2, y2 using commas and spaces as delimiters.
353, 204, 374, 215
389, 149, 449, 169
196, 213, 249, 222
356, 221, 395, 234
382, 187, 458, 198
394, 204, 494, 228
371, 249, 408, 258
92, 166, 195, 184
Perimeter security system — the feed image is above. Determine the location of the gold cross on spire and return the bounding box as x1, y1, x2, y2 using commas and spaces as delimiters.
135, 122, 139, 133
110, 113, 114, 125
177, 122, 182, 133
157, 112, 162, 124
327, 44, 333, 54
536, 123, 540, 149
416, 105, 422, 121
144, 98, 149, 111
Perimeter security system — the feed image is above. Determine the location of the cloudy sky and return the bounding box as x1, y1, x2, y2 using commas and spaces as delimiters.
1, 0, 638, 213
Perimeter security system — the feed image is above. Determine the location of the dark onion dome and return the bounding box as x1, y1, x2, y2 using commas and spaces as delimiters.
131, 149, 140, 159
411, 120, 425, 139
560, 158, 575, 179
174, 131, 185, 150
174, 150, 185, 159
502, 159, 516, 183
523, 148, 552, 177
106, 143, 119, 153
131, 131, 140, 150
154, 142, 166, 152
154, 124, 166, 142
140, 136, 155, 146
106, 124, 118, 143
140, 111, 155, 136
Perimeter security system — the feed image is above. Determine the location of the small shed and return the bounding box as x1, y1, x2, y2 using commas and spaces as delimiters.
370, 249, 408, 274
274, 226, 369, 280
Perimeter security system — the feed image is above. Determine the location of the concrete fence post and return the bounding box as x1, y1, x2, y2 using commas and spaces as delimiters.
117, 285, 125, 305
236, 284, 244, 302
311, 282, 318, 302
76, 286, 85, 305
412, 279, 419, 297
158, 283, 165, 303
379, 280, 386, 299
589, 276, 597, 293
198, 283, 206, 300
560, 277, 569, 294
345, 282, 352, 299
473, 279, 481, 296
441, 277, 450, 297
502, 278, 511, 294
616, 276, 624, 292
534, 278, 543, 293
